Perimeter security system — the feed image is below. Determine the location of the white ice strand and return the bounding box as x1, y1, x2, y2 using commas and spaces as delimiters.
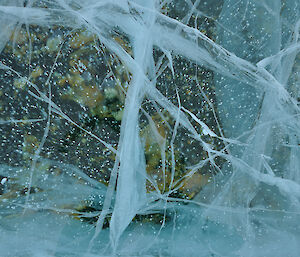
0, 0, 26, 52
109, 0, 157, 253
201, 0, 298, 246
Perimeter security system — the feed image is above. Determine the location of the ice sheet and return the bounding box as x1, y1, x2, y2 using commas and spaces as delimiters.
0, 0, 299, 256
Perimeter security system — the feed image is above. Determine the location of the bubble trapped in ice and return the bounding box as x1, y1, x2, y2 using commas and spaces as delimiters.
0, 0, 299, 256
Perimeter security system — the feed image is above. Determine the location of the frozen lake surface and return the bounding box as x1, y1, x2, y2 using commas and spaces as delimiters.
0, 0, 300, 256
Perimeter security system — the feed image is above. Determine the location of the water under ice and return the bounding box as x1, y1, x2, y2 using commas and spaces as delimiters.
0, 0, 300, 256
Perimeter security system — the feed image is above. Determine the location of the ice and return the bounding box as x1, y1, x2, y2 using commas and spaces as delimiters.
0, 0, 300, 256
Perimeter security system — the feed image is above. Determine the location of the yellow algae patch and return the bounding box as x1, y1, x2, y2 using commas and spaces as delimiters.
69, 31, 96, 49
68, 73, 85, 87
13, 77, 27, 89
23, 134, 39, 155
179, 173, 211, 199
112, 109, 124, 121
113, 35, 132, 56
10, 29, 28, 45
46, 35, 63, 53
31, 66, 43, 79
76, 85, 103, 109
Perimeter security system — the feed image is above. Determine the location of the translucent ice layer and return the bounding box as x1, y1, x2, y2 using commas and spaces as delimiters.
0, 0, 300, 256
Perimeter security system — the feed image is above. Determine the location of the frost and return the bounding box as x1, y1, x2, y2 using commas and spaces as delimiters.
0, 0, 300, 256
